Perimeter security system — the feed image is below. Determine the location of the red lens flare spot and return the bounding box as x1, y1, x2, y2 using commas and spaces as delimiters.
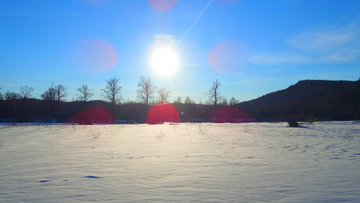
70, 106, 114, 124
211, 106, 252, 123
147, 0, 178, 11
208, 40, 247, 73
74, 39, 118, 74
146, 103, 179, 124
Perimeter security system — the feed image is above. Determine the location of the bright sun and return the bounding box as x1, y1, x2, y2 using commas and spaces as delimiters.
150, 48, 179, 75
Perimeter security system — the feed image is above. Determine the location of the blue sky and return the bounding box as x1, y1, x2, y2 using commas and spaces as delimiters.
1, 0, 360, 103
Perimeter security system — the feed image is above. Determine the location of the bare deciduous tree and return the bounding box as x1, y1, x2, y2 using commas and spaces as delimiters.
205, 79, 223, 107
76, 84, 94, 102
41, 83, 66, 101
5, 90, 20, 100
102, 77, 122, 105
157, 88, 171, 104
55, 84, 67, 102
20, 85, 34, 99
41, 83, 56, 101
40, 83, 65, 117
137, 76, 157, 105
229, 97, 239, 105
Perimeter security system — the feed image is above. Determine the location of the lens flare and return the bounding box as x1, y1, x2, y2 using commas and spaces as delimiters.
208, 40, 247, 73
147, 103, 179, 124
74, 39, 118, 74
70, 106, 114, 124
147, 0, 178, 11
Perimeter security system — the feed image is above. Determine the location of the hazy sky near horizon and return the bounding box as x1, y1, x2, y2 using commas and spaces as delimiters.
1, 0, 360, 103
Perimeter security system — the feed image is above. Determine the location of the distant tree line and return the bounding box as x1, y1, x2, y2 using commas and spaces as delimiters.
0, 77, 243, 123
3, 78, 357, 123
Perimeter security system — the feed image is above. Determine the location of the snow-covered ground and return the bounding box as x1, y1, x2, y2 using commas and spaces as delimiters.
0, 122, 359, 202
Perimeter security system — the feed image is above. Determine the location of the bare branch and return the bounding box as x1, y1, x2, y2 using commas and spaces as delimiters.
137, 76, 157, 105
157, 88, 171, 104
102, 77, 122, 105
205, 79, 223, 106
5, 90, 20, 100
55, 84, 67, 102
41, 83, 56, 101
20, 85, 34, 99
76, 84, 94, 102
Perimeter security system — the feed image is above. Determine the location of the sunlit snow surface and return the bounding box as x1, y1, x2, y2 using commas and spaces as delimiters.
0, 122, 359, 202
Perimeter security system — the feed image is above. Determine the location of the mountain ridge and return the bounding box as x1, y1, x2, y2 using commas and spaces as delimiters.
236, 79, 360, 121
240, 80, 354, 105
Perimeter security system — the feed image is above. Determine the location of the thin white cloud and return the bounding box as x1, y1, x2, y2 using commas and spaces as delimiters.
250, 23, 360, 65
317, 54, 351, 62
286, 24, 360, 51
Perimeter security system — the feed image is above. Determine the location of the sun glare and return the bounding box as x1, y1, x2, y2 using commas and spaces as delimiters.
150, 48, 179, 75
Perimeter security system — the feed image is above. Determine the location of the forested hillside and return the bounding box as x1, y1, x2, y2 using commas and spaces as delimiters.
237, 80, 360, 121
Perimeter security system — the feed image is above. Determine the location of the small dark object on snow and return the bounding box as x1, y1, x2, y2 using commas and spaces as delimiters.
85, 175, 101, 179
288, 119, 299, 127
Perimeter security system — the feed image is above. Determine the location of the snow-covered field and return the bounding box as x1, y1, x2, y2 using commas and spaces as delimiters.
0, 122, 359, 202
